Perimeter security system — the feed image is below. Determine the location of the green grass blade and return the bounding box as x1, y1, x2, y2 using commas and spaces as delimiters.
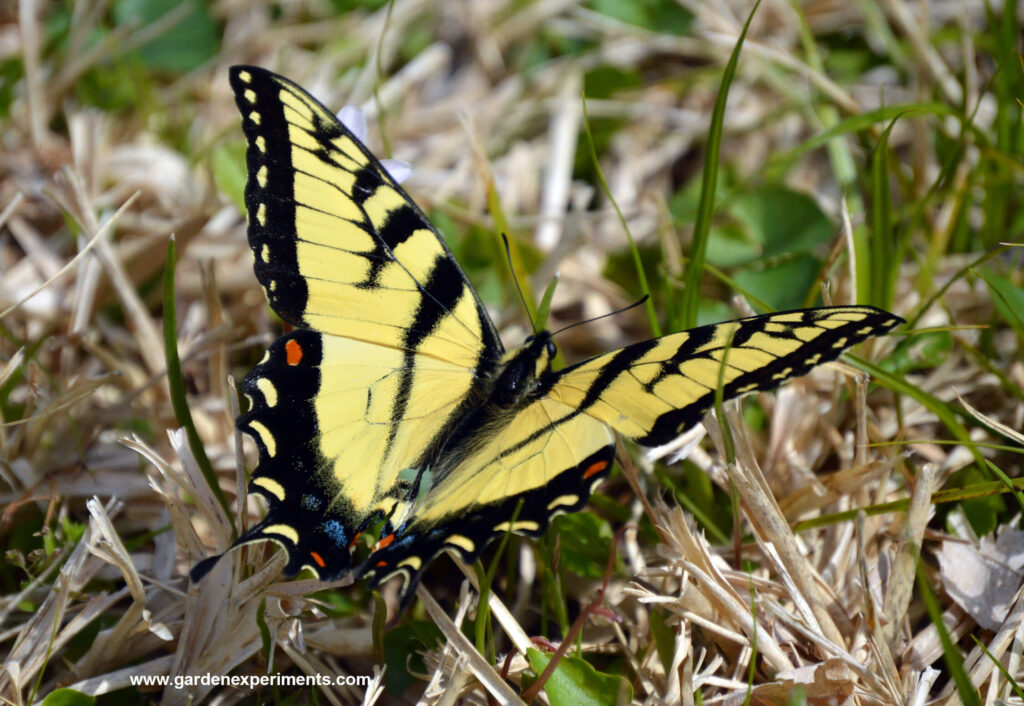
907, 245, 1010, 329
372, 591, 387, 664
679, 0, 762, 329
475, 498, 522, 658
849, 352, 1020, 510
535, 274, 560, 333
765, 103, 959, 178
917, 560, 981, 706
794, 457, 1024, 533
983, 0, 1022, 248
490, 195, 538, 326
785, 0, 858, 190
977, 266, 1024, 341
973, 634, 1024, 700
864, 116, 904, 309
163, 236, 235, 535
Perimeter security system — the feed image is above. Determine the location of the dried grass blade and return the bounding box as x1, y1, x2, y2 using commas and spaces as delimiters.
0, 192, 139, 322
415, 585, 525, 705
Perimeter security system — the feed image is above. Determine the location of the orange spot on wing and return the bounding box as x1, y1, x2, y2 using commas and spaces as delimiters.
376, 560, 387, 567
374, 533, 395, 551
285, 339, 303, 366
309, 551, 326, 568
583, 460, 608, 479
348, 532, 362, 550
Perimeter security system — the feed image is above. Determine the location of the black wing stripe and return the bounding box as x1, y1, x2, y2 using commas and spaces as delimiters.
386, 256, 470, 455
378, 205, 422, 252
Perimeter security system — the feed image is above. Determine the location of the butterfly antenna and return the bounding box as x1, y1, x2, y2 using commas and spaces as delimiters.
502, 233, 537, 335
551, 294, 651, 337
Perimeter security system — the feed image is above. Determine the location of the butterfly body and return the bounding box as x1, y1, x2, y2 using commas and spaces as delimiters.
190, 66, 903, 606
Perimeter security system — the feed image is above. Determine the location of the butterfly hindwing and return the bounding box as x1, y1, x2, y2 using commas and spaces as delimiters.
360, 398, 617, 593
235, 329, 485, 580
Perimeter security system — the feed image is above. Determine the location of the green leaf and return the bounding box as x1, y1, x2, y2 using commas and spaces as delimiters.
328, 0, 390, 11
382, 620, 443, 695
113, 0, 219, 73
649, 609, 676, 675
885, 331, 953, 374
952, 467, 1005, 537
705, 221, 759, 268
583, 66, 643, 99
550, 512, 615, 580
60, 517, 87, 546
728, 186, 833, 259
586, 0, 691, 35
40, 689, 96, 706
696, 299, 734, 327
588, 0, 648, 27
733, 254, 822, 311
525, 648, 633, 706
0, 58, 23, 119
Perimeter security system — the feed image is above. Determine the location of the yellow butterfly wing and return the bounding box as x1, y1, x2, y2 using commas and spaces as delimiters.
549, 306, 903, 446
231, 66, 500, 363
358, 307, 902, 593
361, 397, 616, 592
193, 67, 504, 583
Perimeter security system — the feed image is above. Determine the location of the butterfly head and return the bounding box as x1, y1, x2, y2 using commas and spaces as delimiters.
493, 332, 557, 405
522, 331, 557, 377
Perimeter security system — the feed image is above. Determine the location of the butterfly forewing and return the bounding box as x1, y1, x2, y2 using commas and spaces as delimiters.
550, 306, 902, 447
230, 66, 501, 366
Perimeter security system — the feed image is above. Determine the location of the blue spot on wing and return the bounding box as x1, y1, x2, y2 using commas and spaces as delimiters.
323, 519, 347, 546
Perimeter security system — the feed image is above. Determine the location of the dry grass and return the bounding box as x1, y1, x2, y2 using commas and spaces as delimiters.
1, 0, 1022, 704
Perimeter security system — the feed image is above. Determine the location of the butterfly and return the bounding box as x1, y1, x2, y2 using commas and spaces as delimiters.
190, 66, 903, 607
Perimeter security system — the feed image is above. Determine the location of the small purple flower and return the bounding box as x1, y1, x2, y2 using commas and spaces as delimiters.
338, 105, 411, 184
